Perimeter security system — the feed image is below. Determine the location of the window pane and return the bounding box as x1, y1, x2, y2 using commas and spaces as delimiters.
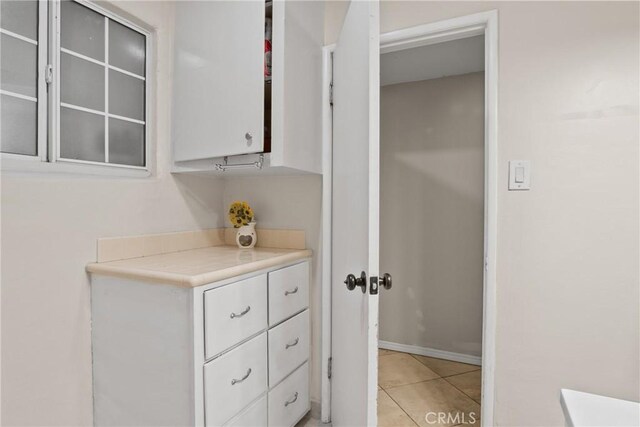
60, 107, 105, 162
61, 52, 105, 111
1, 94, 37, 155
109, 118, 144, 166
61, 1, 104, 61
109, 20, 145, 77
109, 71, 144, 121
0, 0, 38, 41
0, 34, 37, 98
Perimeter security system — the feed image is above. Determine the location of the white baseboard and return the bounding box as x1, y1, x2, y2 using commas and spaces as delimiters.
379, 340, 482, 366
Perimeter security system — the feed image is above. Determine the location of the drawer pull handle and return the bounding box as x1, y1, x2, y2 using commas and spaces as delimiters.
231, 368, 252, 385
230, 306, 251, 319
285, 337, 300, 350
284, 287, 299, 296
284, 392, 299, 407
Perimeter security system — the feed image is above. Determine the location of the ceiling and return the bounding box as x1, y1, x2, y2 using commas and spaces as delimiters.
381, 35, 485, 86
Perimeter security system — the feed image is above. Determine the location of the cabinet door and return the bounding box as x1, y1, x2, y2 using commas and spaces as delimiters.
270, 0, 324, 173
173, 1, 264, 161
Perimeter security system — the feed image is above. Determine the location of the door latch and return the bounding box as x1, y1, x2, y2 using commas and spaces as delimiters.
369, 273, 392, 295
369, 276, 378, 294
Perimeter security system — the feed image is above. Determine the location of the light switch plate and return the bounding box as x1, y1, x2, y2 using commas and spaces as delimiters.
509, 160, 531, 190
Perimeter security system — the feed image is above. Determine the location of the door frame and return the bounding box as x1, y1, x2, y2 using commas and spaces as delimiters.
321, 9, 499, 426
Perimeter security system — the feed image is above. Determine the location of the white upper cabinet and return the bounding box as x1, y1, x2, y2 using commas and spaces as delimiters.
172, 1, 264, 161
172, 1, 324, 175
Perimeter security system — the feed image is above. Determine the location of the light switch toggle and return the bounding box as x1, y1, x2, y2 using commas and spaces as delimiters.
509, 160, 531, 190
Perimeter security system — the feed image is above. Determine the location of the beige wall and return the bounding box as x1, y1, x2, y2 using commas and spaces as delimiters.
1, 2, 227, 425
1, 2, 325, 424
222, 175, 323, 404
379, 72, 485, 357
327, 2, 640, 426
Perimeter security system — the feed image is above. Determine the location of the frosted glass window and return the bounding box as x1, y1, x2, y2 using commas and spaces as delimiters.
109, 20, 145, 76
60, 1, 104, 61
0, 34, 37, 98
0, 94, 37, 156
109, 71, 144, 120
0, 0, 38, 41
0, 0, 149, 169
61, 52, 105, 111
0, 0, 39, 157
58, 1, 147, 168
109, 118, 144, 166
60, 107, 105, 162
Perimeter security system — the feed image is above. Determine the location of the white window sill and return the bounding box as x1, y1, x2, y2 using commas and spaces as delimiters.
0, 155, 151, 178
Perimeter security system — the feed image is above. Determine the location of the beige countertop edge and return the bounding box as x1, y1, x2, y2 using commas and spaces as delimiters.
86, 249, 312, 288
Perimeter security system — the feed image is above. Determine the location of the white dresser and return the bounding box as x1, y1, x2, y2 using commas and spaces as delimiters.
90, 255, 311, 427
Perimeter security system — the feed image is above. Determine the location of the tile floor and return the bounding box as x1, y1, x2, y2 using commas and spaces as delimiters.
378, 349, 482, 427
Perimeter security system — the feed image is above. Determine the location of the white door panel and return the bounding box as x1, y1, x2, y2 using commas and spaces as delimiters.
330, 1, 380, 426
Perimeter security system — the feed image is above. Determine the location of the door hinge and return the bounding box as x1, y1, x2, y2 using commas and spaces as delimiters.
45, 64, 53, 85
328, 357, 332, 379
484, 257, 489, 271
329, 81, 334, 107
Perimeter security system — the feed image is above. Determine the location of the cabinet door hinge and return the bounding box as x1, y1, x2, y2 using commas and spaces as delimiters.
328, 356, 332, 379
45, 64, 53, 85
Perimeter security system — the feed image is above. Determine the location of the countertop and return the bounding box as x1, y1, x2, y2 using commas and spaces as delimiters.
86, 245, 312, 287
560, 389, 640, 427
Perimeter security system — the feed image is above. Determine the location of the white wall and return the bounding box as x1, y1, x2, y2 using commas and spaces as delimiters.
222, 175, 323, 404
326, 2, 640, 426
379, 72, 485, 358
1, 2, 227, 425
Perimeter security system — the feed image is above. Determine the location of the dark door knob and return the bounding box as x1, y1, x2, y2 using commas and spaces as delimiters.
344, 271, 367, 293
380, 273, 392, 290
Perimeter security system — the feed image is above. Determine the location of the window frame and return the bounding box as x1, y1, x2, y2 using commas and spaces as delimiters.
1, 0, 153, 177
0, 0, 48, 162
51, 0, 151, 172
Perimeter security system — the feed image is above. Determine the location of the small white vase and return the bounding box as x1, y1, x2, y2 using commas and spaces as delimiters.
236, 222, 257, 249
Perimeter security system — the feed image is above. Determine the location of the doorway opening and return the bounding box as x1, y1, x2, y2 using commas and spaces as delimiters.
377, 34, 485, 427
320, 9, 498, 426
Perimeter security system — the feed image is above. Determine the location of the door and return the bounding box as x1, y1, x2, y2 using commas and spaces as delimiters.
172, 1, 264, 161
330, 1, 380, 426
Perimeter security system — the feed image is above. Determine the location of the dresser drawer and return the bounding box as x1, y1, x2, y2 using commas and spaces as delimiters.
204, 274, 267, 359
204, 333, 267, 427
268, 262, 309, 326
268, 362, 310, 427
268, 310, 309, 386
225, 395, 267, 427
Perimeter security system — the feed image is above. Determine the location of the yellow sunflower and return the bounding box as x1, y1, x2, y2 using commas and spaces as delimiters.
228, 201, 254, 228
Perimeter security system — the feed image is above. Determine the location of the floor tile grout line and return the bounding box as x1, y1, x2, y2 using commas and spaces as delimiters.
383, 378, 479, 427
444, 370, 482, 380
379, 352, 442, 390
409, 353, 482, 378
380, 375, 443, 391
441, 375, 482, 406
379, 349, 482, 421
380, 388, 421, 427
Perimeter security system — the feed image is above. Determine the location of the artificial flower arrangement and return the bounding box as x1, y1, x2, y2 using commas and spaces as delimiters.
228, 201, 257, 248
228, 201, 254, 228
